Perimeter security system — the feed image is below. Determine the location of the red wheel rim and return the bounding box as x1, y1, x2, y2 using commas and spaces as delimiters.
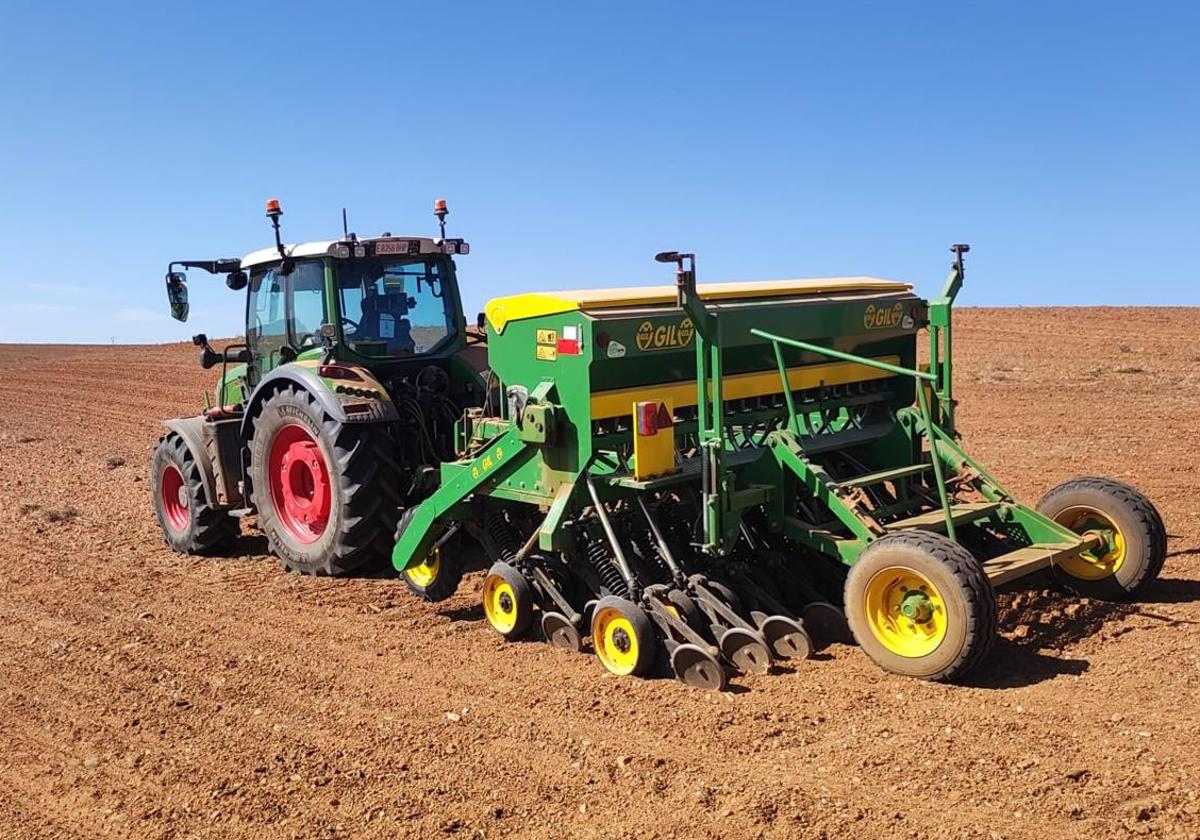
160, 464, 190, 531
267, 424, 332, 544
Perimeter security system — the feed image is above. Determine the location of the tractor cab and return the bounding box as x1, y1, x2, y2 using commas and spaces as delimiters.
162, 199, 475, 393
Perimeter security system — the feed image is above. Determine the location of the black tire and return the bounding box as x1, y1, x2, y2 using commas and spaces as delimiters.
150, 432, 239, 553
397, 508, 464, 602
482, 562, 535, 639
845, 531, 996, 682
248, 384, 400, 576
591, 595, 657, 677
1036, 477, 1166, 600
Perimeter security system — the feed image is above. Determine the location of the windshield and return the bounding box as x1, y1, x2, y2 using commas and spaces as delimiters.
337, 257, 455, 356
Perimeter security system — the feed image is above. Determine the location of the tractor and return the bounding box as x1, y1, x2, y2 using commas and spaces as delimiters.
150, 199, 482, 597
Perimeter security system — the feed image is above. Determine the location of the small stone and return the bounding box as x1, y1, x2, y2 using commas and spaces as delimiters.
83, 756, 100, 768
579, 803, 588, 814
445, 712, 461, 722
616, 755, 631, 768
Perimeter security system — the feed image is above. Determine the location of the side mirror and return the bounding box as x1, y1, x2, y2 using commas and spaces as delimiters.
476, 311, 486, 330
166, 272, 189, 322
226, 270, 248, 291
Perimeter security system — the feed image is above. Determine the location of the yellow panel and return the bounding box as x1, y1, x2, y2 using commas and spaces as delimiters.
590, 356, 902, 421
485, 277, 910, 332
632, 399, 676, 480
486, 293, 578, 333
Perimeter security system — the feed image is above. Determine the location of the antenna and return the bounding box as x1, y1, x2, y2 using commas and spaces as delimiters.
342, 208, 349, 240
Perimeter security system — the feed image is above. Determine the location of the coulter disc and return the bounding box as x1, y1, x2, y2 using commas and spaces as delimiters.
670, 643, 727, 691
719, 627, 771, 674
761, 615, 813, 660
541, 611, 583, 652
801, 601, 854, 646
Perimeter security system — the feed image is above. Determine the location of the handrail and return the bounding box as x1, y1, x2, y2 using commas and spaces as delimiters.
749, 329, 936, 382
749, 328, 956, 540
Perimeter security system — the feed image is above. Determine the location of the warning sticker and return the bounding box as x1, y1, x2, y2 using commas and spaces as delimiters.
536, 328, 557, 345
536, 344, 558, 361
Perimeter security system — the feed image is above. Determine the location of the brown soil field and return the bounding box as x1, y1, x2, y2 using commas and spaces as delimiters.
1, 307, 1199, 840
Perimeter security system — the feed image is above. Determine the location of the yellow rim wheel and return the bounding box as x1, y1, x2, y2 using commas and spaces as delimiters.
483, 574, 519, 634
404, 549, 441, 589
593, 607, 641, 675
1053, 506, 1126, 581
863, 566, 948, 658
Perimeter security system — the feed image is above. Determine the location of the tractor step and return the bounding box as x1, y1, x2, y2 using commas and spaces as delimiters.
835, 463, 930, 489
885, 501, 1001, 533
228, 507, 255, 518
982, 543, 1080, 586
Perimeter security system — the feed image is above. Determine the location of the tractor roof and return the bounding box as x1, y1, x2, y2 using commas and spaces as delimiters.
241, 237, 441, 269
486, 277, 911, 332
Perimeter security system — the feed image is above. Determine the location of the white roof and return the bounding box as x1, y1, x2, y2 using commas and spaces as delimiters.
241, 236, 441, 269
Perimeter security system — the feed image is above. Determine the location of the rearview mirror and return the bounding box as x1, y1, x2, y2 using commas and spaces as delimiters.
166, 271, 189, 322
226, 270, 248, 291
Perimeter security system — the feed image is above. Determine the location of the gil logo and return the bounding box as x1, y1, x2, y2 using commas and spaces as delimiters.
636, 317, 695, 351
864, 303, 905, 330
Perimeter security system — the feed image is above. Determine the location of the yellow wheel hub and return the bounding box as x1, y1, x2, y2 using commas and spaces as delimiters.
404, 549, 441, 588
483, 574, 518, 634
863, 566, 947, 658
593, 607, 640, 675
1054, 507, 1125, 581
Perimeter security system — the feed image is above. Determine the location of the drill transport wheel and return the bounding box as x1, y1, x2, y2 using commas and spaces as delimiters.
541, 611, 583, 652
760, 615, 813, 660
402, 546, 464, 603
1036, 477, 1166, 600
397, 508, 465, 602
845, 531, 996, 682
670, 643, 728, 690
718, 627, 772, 674
591, 596, 657, 677
482, 562, 534, 639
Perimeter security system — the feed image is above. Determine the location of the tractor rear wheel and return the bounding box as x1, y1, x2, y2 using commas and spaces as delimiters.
249, 385, 400, 576
845, 531, 996, 682
150, 432, 239, 553
1036, 477, 1166, 600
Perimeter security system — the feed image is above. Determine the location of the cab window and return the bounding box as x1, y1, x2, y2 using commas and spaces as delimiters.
337, 258, 454, 356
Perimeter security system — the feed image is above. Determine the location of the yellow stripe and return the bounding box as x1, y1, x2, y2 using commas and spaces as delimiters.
589, 356, 901, 420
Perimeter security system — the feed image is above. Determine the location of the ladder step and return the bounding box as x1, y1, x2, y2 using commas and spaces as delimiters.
836, 463, 930, 489
983, 544, 1078, 586
885, 502, 1001, 532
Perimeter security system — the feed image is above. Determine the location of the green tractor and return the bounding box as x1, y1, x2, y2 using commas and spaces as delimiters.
150, 198, 484, 594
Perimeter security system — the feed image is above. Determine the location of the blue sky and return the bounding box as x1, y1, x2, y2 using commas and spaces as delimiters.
0, 1, 1196, 344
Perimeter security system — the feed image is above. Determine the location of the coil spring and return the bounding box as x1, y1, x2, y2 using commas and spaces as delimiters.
487, 508, 523, 562
627, 525, 672, 584
585, 533, 630, 599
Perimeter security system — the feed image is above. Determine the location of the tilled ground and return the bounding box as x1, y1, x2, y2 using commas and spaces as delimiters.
1, 307, 1198, 840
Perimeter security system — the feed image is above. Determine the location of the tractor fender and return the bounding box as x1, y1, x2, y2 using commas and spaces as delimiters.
162, 416, 219, 505
240, 362, 400, 444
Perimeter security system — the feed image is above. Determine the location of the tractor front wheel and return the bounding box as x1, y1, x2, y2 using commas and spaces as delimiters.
1036, 477, 1166, 600
249, 385, 399, 576
845, 531, 996, 682
150, 432, 239, 553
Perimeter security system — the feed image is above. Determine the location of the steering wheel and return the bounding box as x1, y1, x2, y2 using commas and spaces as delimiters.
341, 316, 360, 335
